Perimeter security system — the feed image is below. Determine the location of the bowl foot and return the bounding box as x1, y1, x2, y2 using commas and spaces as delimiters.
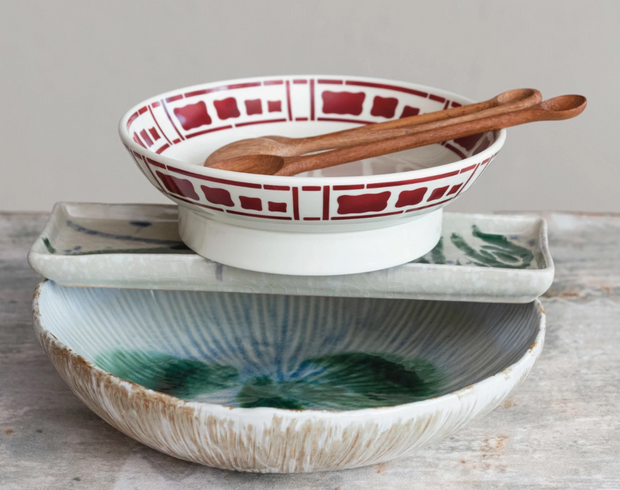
178, 208, 442, 275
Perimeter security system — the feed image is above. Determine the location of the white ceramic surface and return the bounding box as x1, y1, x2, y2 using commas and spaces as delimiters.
28, 203, 554, 303
119, 75, 506, 274
33, 281, 545, 472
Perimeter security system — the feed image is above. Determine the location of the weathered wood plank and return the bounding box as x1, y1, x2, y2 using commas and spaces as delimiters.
541, 212, 620, 300
1, 211, 618, 489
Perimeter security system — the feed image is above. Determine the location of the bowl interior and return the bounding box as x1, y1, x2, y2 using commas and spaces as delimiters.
125, 76, 500, 177
165, 121, 462, 178
39, 282, 539, 411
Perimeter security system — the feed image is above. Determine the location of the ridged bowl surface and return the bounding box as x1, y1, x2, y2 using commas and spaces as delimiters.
33, 281, 545, 472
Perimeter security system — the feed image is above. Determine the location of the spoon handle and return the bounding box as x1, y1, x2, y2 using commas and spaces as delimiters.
276, 95, 587, 177
288, 89, 542, 154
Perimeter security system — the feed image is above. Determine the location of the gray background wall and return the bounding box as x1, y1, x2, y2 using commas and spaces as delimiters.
1, 1, 617, 213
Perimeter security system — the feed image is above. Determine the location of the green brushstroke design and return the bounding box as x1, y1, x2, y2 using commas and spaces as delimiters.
237, 376, 306, 410
450, 225, 533, 269
96, 349, 444, 410
414, 226, 534, 268
298, 352, 442, 408
96, 350, 238, 398
430, 237, 446, 264
237, 352, 444, 409
42, 237, 56, 254
64, 243, 191, 255
41, 237, 191, 256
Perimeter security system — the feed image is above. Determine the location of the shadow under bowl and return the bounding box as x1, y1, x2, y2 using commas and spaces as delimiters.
33, 281, 544, 472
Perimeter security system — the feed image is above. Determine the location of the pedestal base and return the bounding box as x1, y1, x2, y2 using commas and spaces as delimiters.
178, 207, 442, 276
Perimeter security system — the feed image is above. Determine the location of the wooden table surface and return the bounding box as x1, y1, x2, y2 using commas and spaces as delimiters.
1, 211, 619, 490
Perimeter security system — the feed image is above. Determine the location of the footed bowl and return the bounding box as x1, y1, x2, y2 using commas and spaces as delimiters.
34, 281, 544, 472
119, 75, 506, 275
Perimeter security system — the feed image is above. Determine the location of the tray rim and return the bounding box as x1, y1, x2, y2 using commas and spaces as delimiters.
28, 202, 555, 302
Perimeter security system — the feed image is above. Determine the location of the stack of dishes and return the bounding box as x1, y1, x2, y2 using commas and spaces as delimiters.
29, 76, 551, 472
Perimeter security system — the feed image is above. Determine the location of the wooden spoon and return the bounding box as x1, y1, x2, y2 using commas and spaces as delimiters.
204, 88, 541, 166
209, 95, 586, 176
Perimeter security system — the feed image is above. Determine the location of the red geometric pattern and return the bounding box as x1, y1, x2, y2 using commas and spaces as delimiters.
396, 188, 427, 207
400, 106, 420, 118
214, 98, 241, 120
125, 77, 503, 223
371, 96, 399, 118
454, 133, 484, 152
428, 185, 450, 201
245, 99, 262, 115
447, 184, 463, 195
337, 192, 390, 215
322, 91, 365, 115
267, 100, 282, 113
155, 172, 199, 201
133, 133, 145, 147
139, 129, 153, 147
173, 102, 212, 131
240, 196, 262, 211
268, 202, 287, 212
148, 127, 160, 141
201, 186, 234, 207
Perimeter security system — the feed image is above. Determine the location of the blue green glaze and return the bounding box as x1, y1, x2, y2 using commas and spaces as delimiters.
45, 285, 541, 413
59, 244, 191, 256
414, 225, 534, 269
42, 237, 56, 254
96, 349, 443, 410
96, 350, 238, 398
450, 225, 533, 269
430, 236, 446, 265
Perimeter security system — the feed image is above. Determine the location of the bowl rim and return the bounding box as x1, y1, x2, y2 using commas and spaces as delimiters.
33, 280, 545, 420
118, 74, 507, 185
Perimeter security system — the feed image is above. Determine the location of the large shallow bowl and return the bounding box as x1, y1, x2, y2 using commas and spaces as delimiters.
119, 75, 506, 275
34, 281, 544, 472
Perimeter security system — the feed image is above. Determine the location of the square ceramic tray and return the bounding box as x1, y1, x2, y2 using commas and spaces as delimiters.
28, 202, 554, 303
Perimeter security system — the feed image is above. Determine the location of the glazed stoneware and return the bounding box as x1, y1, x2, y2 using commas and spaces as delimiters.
29, 202, 554, 303
119, 75, 506, 275
33, 281, 545, 472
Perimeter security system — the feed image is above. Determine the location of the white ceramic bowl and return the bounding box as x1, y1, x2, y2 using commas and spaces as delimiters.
119, 75, 506, 275
34, 281, 544, 472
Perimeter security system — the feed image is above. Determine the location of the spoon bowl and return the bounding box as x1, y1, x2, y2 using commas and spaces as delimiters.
538, 94, 587, 116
